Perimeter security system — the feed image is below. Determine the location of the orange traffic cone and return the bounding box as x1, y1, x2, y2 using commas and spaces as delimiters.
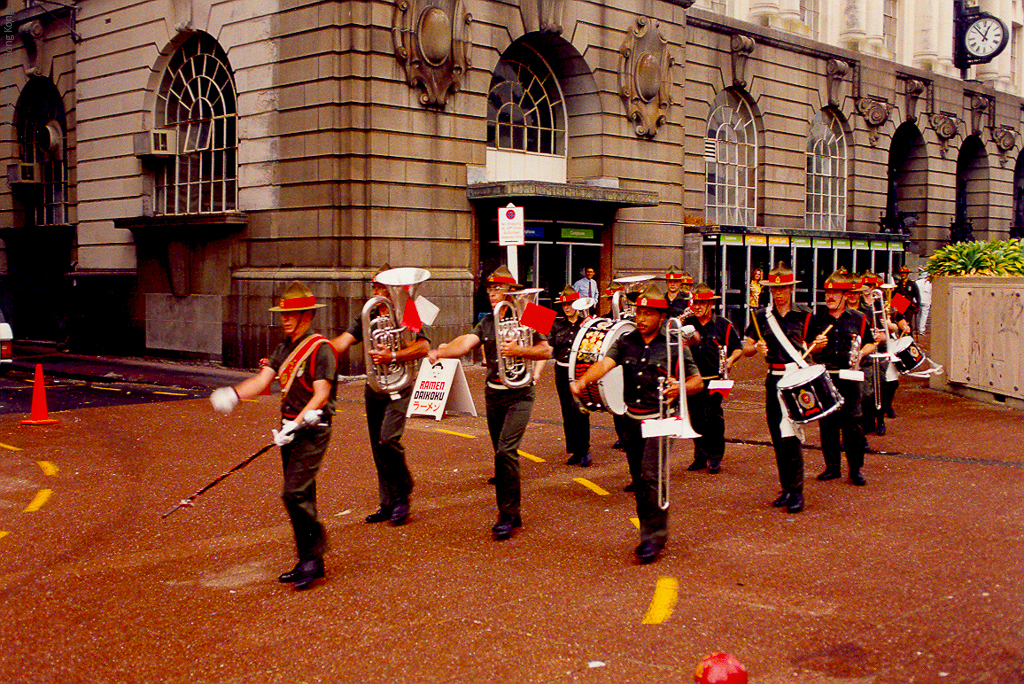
21, 364, 59, 426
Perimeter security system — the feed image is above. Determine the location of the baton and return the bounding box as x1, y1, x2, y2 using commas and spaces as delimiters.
162, 442, 276, 519
802, 324, 833, 359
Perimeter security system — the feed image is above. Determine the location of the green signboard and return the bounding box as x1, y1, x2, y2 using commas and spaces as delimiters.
561, 228, 594, 240
813, 238, 832, 248
791, 237, 812, 247
851, 240, 870, 249
833, 239, 851, 248
720, 234, 743, 244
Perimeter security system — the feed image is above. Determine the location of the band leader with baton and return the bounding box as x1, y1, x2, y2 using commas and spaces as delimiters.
209, 281, 337, 591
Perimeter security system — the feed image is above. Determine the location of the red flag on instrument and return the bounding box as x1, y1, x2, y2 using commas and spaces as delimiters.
401, 287, 423, 332
890, 292, 911, 314
519, 301, 556, 335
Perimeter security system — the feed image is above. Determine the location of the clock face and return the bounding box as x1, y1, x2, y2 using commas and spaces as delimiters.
964, 16, 1006, 58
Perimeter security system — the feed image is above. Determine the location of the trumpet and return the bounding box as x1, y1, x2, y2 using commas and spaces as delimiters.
361, 267, 430, 394
657, 316, 700, 510
493, 287, 543, 389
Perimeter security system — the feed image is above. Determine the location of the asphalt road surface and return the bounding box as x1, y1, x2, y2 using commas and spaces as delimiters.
2, 350, 1023, 682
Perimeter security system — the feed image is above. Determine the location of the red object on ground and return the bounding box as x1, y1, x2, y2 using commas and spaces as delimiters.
694, 652, 748, 684
21, 363, 59, 426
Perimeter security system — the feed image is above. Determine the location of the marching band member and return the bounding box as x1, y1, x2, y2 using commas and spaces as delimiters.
687, 283, 743, 473
428, 265, 552, 541
806, 271, 876, 486
210, 282, 337, 591
602, 277, 629, 453
895, 265, 921, 335
550, 286, 592, 467
570, 283, 702, 564
740, 263, 812, 513
332, 265, 430, 527
664, 266, 693, 319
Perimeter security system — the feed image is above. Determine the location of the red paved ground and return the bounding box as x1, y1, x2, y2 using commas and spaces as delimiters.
2, 336, 1023, 682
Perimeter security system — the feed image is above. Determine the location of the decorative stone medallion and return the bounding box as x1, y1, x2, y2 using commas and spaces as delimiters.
619, 17, 673, 139
392, 0, 472, 108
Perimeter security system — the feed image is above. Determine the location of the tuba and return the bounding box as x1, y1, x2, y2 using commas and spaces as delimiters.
361, 267, 430, 394
493, 287, 543, 389
611, 275, 657, 321
657, 316, 701, 510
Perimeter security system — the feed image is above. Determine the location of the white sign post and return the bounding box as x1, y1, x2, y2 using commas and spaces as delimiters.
406, 358, 477, 420
498, 203, 525, 282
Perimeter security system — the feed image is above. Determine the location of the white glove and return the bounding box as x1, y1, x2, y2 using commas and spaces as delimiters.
301, 409, 323, 427
272, 419, 300, 447
210, 387, 239, 414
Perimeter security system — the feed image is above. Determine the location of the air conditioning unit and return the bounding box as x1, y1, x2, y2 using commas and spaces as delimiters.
7, 162, 42, 187
134, 129, 178, 159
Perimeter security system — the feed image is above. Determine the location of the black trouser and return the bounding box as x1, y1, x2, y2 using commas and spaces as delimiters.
690, 388, 725, 465
281, 423, 331, 561
766, 374, 804, 494
621, 416, 668, 547
554, 363, 590, 458
485, 384, 536, 517
818, 375, 865, 474
365, 384, 414, 508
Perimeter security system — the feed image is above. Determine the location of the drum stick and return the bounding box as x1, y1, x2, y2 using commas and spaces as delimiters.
802, 324, 833, 359
751, 313, 763, 341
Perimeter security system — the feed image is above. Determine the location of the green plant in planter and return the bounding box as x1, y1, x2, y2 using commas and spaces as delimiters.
924, 239, 1024, 277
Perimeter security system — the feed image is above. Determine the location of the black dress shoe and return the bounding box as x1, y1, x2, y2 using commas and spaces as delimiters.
876, 418, 886, 436
293, 558, 325, 590
771, 492, 792, 507
850, 471, 867, 486
686, 461, 706, 471
635, 540, 662, 564
492, 513, 522, 540
390, 500, 410, 525
707, 459, 721, 474
816, 469, 841, 481
279, 558, 325, 585
786, 493, 805, 513
364, 506, 393, 523
624, 481, 636, 492
612, 439, 625, 450
884, 408, 896, 419
579, 452, 592, 467
565, 453, 582, 465
487, 476, 497, 485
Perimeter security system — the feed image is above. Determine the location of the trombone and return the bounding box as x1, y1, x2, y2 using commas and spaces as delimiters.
657, 316, 700, 510
867, 287, 893, 410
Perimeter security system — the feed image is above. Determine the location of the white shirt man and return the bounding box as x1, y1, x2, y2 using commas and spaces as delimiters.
572, 268, 598, 299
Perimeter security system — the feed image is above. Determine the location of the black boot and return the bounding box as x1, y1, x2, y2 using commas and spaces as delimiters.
876, 415, 886, 436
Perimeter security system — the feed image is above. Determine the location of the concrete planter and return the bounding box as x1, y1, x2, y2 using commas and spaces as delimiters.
929, 276, 1024, 410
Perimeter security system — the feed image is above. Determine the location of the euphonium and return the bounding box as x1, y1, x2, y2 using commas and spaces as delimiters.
657, 316, 701, 511
361, 267, 430, 394
611, 274, 657, 321
493, 287, 543, 389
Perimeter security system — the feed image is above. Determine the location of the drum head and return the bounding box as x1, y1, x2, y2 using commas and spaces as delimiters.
777, 364, 824, 390
599, 365, 626, 415
893, 336, 926, 372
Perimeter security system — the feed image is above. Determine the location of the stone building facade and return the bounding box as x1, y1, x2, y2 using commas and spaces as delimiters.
2, 0, 1023, 368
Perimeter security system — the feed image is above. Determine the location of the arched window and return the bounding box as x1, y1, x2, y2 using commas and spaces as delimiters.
705, 90, 757, 227
805, 110, 847, 231
487, 44, 566, 157
154, 33, 237, 215
15, 77, 67, 226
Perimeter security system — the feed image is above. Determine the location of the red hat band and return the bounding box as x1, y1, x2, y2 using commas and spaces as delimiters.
278, 295, 318, 311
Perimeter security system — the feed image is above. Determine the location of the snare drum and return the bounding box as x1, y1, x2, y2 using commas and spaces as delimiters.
568, 317, 636, 415
777, 365, 844, 423
891, 336, 927, 374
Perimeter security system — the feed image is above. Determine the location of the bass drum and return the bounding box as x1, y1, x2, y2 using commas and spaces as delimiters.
568, 317, 636, 415
777, 364, 844, 424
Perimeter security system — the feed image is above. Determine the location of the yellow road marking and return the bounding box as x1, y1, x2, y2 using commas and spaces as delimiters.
0, 531, 8, 540
93, 385, 121, 392
573, 478, 609, 495
630, 517, 640, 529
24, 489, 53, 513
0, 442, 22, 451
519, 450, 545, 463
641, 576, 679, 625
153, 391, 189, 396
37, 461, 59, 477
434, 428, 476, 439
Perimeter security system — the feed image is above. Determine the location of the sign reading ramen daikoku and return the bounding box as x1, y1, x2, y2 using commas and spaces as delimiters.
406, 358, 478, 420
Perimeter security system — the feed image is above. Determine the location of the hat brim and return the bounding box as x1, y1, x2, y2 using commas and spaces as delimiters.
269, 303, 326, 312
761, 279, 801, 287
